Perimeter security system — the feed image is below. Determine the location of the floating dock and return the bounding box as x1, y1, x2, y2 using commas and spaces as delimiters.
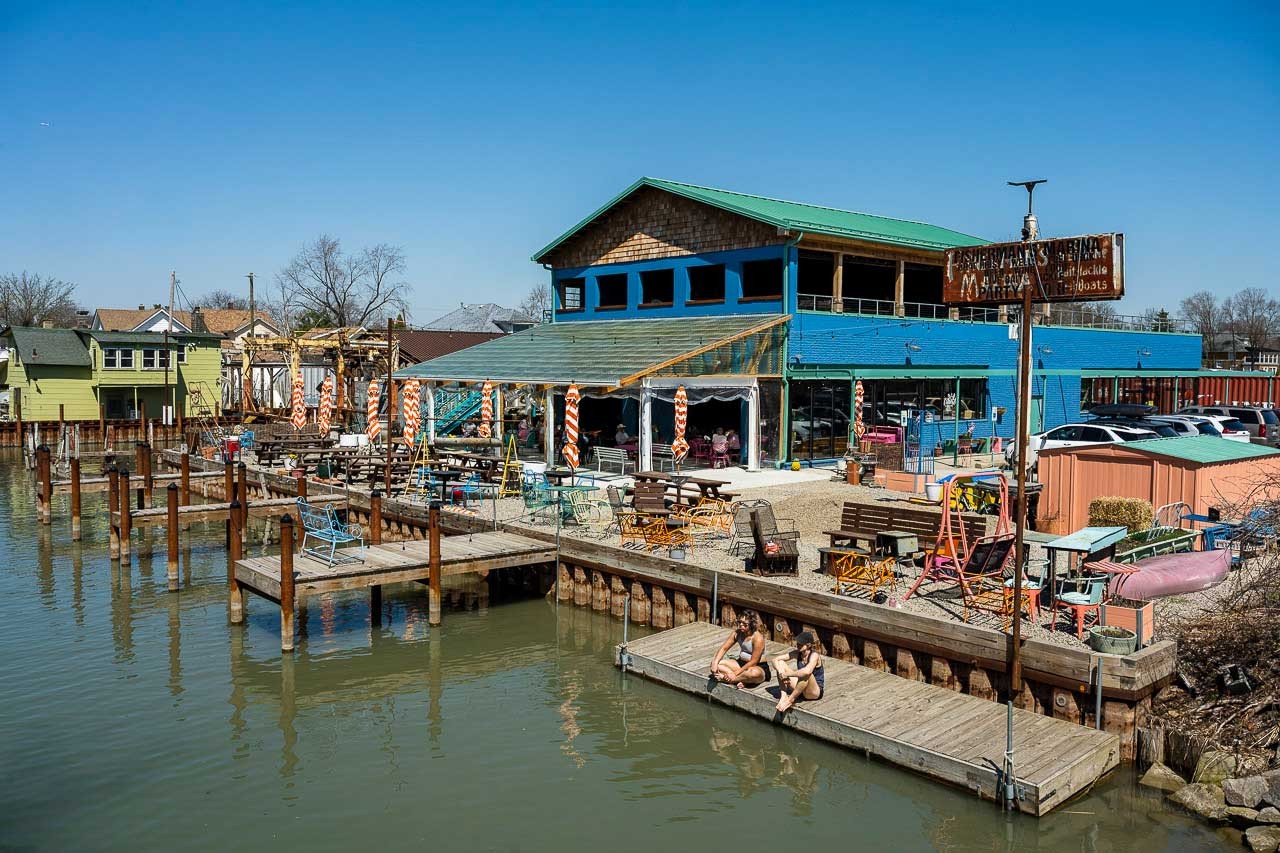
618, 622, 1119, 816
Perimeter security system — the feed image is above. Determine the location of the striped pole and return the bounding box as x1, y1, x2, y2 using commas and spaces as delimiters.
366, 380, 382, 444
477, 380, 493, 438
562, 384, 580, 468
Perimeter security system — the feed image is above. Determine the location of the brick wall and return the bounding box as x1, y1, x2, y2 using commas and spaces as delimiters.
542, 185, 783, 269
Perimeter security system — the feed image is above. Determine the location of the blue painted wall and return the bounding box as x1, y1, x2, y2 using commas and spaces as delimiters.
787, 313, 1203, 439
551, 245, 785, 321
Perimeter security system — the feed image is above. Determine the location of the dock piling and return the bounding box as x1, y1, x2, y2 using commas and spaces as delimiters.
120, 468, 132, 560
142, 442, 154, 507
180, 452, 191, 530
370, 491, 383, 627
228, 500, 244, 623
166, 484, 179, 591
237, 462, 248, 542
295, 475, 308, 499
280, 514, 296, 651
70, 457, 82, 540
428, 501, 441, 626
37, 445, 52, 524
223, 460, 234, 504
108, 466, 120, 560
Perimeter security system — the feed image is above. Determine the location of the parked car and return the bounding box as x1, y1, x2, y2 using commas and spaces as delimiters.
1178, 405, 1280, 443
1087, 417, 1179, 437
1177, 413, 1253, 443
1004, 422, 1159, 469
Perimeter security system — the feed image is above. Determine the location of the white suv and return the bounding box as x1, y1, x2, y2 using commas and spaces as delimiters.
1005, 422, 1159, 469
1150, 414, 1250, 443
1179, 405, 1279, 442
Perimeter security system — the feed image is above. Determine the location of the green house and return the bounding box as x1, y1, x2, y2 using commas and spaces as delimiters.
0, 326, 223, 421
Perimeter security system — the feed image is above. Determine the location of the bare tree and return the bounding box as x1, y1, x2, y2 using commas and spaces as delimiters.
195, 288, 249, 310
518, 282, 553, 323
1179, 290, 1219, 342
0, 271, 78, 327
274, 236, 409, 331
1224, 287, 1280, 349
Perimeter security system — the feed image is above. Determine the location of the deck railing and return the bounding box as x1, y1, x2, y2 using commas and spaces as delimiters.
796, 294, 1195, 334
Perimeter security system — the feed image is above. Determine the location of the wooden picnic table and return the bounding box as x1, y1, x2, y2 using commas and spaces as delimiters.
630, 471, 739, 504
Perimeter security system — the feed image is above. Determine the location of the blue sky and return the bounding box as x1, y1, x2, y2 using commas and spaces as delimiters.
2, 1, 1276, 321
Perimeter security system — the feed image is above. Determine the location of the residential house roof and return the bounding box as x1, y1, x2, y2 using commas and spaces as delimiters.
93, 307, 279, 336
88, 330, 221, 345
532, 177, 990, 263
421, 303, 535, 334
396, 314, 786, 386
2, 326, 92, 367
395, 330, 502, 364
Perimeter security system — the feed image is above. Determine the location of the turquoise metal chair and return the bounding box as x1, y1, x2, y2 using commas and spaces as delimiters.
1054, 574, 1108, 639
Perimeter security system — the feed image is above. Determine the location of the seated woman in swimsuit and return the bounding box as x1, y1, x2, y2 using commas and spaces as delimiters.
709, 609, 770, 689
772, 630, 824, 713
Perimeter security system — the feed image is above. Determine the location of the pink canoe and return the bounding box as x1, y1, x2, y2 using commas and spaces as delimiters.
1108, 549, 1231, 601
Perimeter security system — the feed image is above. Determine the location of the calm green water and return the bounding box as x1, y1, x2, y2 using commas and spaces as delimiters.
0, 453, 1231, 852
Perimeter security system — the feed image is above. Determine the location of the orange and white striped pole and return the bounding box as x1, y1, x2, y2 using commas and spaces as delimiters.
366, 380, 381, 444
477, 380, 493, 438
562, 384, 580, 468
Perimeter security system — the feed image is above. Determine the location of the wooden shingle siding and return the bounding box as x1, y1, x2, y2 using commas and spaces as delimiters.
544, 186, 783, 269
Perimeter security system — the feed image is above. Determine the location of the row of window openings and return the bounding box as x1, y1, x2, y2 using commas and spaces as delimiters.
558, 259, 784, 311
102, 347, 187, 369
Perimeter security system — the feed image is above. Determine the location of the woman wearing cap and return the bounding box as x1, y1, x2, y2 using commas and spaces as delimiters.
709, 610, 770, 689
772, 630, 824, 713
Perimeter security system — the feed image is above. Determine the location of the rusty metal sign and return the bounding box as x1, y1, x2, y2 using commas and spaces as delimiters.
944, 233, 1124, 305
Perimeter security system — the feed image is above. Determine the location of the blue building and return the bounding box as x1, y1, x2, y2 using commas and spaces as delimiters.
403, 177, 1246, 469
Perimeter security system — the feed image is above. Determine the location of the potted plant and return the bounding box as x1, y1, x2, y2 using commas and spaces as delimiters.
1088, 624, 1138, 655
1100, 596, 1154, 648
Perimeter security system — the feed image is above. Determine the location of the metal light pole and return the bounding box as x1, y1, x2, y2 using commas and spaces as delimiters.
1007, 179, 1045, 694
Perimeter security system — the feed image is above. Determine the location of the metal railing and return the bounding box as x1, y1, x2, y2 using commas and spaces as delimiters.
796, 294, 1196, 333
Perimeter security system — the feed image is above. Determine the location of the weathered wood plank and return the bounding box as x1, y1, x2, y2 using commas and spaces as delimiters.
620, 623, 1119, 816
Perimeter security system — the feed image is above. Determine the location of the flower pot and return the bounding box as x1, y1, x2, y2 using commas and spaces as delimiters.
1087, 625, 1137, 656
1100, 600, 1154, 648
924, 482, 943, 503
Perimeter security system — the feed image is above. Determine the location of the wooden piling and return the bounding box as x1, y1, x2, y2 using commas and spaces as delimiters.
228, 500, 244, 623
135, 444, 147, 506
370, 491, 383, 626
166, 484, 179, 591
98, 404, 105, 441
295, 475, 308, 499
119, 468, 132, 560
223, 460, 234, 503
237, 462, 248, 541
37, 445, 52, 524
279, 514, 296, 651
108, 466, 120, 560
142, 442, 154, 506
70, 456, 82, 540
428, 502, 442, 626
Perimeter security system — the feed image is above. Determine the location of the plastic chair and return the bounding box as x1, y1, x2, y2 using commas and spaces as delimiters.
1055, 574, 1109, 639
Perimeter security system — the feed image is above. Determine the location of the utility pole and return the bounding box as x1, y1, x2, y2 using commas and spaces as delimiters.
244, 273, 255, 414
165, 270, 176, 426
1006, 178, 1046, 694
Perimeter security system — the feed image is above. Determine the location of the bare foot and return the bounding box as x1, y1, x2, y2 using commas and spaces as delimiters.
776, 696, 794, 713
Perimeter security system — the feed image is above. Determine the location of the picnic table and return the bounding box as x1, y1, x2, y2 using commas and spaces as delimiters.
630, 471, 739, 504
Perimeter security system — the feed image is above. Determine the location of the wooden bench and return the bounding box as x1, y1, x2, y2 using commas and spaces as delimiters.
824, 501, 988, 558
593, 446, 634, 475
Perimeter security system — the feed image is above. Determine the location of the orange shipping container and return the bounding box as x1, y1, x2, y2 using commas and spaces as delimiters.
1037, 437, 1280, 535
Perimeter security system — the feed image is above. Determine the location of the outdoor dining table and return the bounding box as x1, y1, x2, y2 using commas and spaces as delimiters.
1039, 525, 1129, 612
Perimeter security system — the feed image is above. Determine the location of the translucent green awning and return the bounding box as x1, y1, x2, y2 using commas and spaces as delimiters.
395, 314, 788, 387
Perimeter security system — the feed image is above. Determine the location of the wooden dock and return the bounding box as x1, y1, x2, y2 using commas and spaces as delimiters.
51, 470, 222, 495
618, 622, 1119, 816
233, 520, 555, 650
112, 494, 343, 528
235, 531, 555, 598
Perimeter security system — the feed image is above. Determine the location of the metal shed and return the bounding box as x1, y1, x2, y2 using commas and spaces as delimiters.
1037, 436, 1280, 534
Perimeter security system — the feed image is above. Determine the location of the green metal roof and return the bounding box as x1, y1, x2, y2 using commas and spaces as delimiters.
2, 326, 91, 367
396, 314, 786, 387
1125, 435, 1280, 464
532, 177, 989, 263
